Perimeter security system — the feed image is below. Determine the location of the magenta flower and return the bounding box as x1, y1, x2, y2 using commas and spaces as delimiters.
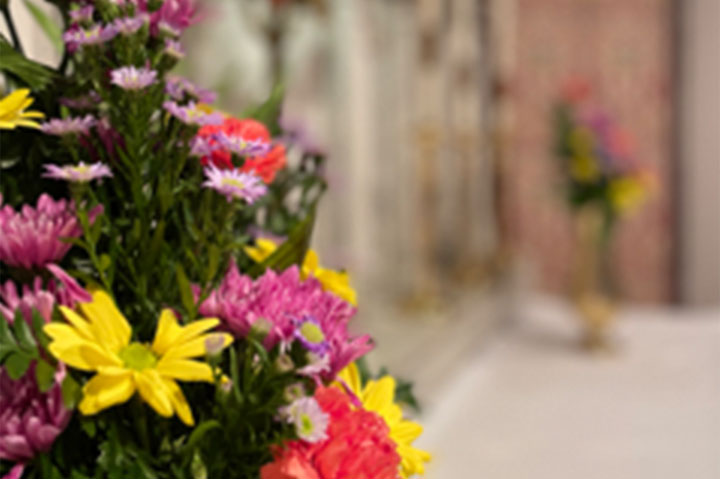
43, 162, 113, 183
202, 166, 267, 204
197, 264, 373, 380
163, 38, 185, 59
165, 76, 217, 104
63, 24, 117, 50
40, 115, 96, 136
110, 66, 157, 91
0, 365, 72, 463
0, 194, 103, 270
163, 101, 223, 126
112, 14, 148, 35
151, 0, 199, 37
59, 91, 101, 110
0, 265, 91, 324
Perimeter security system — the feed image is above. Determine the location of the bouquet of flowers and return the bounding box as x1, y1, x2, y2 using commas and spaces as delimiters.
0, 1, 430, 478
553, 80, 655, 231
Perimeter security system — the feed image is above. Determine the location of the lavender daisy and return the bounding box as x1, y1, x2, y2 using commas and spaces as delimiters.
202, 166, 267, 204
165, 76, 217, 104
215, 131, 272, 157
40, 115, 96, 136
189, 136, 216, 157
163, 39, 185, 59
59, 91, 101, 110
63, 24, 117, 50
279, 397, 329, 443
69, 5, 94, 23
112, 14, 148, 35
43, 162, 113, 183
110, 66, 157, 91
163, 101, 223, 126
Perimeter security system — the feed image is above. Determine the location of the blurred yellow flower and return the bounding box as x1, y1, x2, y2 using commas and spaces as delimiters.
608, 176, 647, 213
246, 238, 357, 306
337, 363, 431, 478
570, 155, 601, 182
44, 290, 233, 425
0, 89, 45, 130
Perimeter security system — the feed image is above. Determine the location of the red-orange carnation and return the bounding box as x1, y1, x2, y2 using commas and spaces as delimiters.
260, 386, 401, 479
196, 118, 287, 183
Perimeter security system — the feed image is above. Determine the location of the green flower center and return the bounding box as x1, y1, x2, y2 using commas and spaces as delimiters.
299, 413, 314, 435
299, 322, 325, 344
119, 342, 157, 371
221, 177, 245, 189
71, 165, 91, 174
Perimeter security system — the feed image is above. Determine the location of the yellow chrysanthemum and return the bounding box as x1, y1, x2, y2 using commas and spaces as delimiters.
0, 89, 45, 130
44, 290, 233, 425
608, 176, 647, 213
336, 363, 431, 478
245, 238, 357, 306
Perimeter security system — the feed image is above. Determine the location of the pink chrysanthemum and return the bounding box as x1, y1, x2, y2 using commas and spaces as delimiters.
0, 194, 102, 270
201, 166, 267, 204
0, 365, 72, 464
43, 162, 112, 183
40, 115, 96, 136
196, 264, 373, 380
151, 0, 199, 37
110, 66, 157, 91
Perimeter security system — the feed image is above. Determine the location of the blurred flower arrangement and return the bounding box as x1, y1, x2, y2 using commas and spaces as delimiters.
0, 1, 429, 478
553, 79, 656, 348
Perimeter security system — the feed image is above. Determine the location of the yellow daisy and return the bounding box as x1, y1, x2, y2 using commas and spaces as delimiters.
245, 239, 357, 306
337, 363, 431, 478
608, 176, 647, 213
44, 290, 233, 425
0, 89, 45, 130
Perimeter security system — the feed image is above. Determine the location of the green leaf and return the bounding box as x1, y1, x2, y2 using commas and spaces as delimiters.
5, 352, 32, 379
181, 420, 220, 457
176, 265, 196, 318
31, 308, 51, 349
35, 358, 56, 392
12, 314, 38, 355
98, 253, 112, 272
61, 374, 81, 409
242, 83, 285, 137
0, 36, 55, 90
204, 244, 220, 283
23, 0, 63, 54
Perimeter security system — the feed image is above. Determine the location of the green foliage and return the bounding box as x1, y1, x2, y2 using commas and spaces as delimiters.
0, 36, 56, 90
0, 309, 54, 380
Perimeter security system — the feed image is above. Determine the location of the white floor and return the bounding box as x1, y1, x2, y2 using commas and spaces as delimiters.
416, 296, 720, 479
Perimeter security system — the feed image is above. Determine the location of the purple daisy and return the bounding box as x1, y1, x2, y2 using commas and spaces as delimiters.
43, 162, 113, 183
163, 101, 223, 126
202, 166, 267, 204
293, 315, 330, 356
40, 115, 96, 136
59, 91, 101, 110
110, 66, 157, 91
69, 5, 94, 23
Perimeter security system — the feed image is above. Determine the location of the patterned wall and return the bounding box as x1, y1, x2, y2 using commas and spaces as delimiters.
500, 0, 675, 302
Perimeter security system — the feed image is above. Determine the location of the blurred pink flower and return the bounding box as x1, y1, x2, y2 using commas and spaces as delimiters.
0, 194, 102, 270
0, 365, 71, 463
152, 0, 199, 36
197, 264, 373, 380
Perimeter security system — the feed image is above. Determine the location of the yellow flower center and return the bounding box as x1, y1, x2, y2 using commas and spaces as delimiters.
299, 413, 314, 435
299, 322, 325, 344
221, 177, 245, 189
119, 343, 157, 371
71, 165, 91, 174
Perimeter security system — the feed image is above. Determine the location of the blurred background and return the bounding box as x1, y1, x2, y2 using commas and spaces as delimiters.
6, 0, 719, 477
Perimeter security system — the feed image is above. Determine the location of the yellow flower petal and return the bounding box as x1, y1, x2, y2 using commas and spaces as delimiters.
80, 290, 131, 351
156, 358, 214, 382
336, 362, 363, 397
57, 306, 95, 341
161, 334, 213, 360
151, 311, 220, 356
47, 335, 120, 372
161, 377, 194, 426
392, 420, 424, 443
362, 376, 396, 412
302, 249, 320, 276
135, 370, 174, 417
79, 371, 135, 415
244, 238, 278, 263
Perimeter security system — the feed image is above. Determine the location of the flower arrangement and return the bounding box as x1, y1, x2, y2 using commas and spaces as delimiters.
0, 1, 429, 478
553, 80, 656, 228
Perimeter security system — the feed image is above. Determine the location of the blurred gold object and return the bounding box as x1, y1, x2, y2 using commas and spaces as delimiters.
572, 206, 615, 352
